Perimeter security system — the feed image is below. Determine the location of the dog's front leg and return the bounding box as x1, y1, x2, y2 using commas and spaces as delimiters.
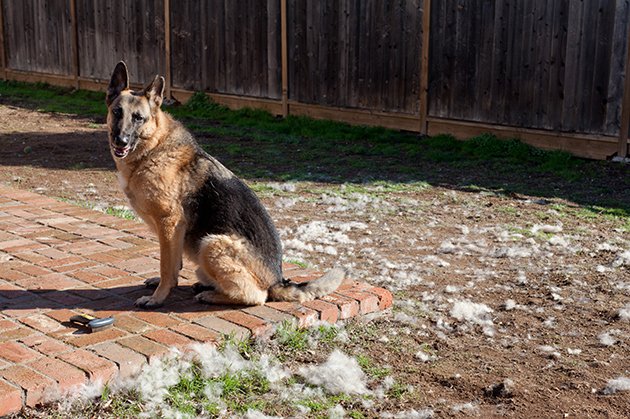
135, 217, 185, 308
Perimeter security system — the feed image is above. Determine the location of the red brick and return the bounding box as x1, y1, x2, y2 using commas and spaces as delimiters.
1, 365, 55, 407
283, 269, 314, 280
218, 311, 272, 337
51, 260, 98, 273
84, 251, 121, 264
20, 334, 71, 356
57, 349, 117, 383
35, 247, 71, 260
39, 256, 84, 269
44, 308, 79, 323
0, 238, 33, 251
170, 302, 219, 320
287, 273, 321, 284
28, 357, 86, 392
0, 327, 36, 342
15, 273, 83, 291
116, 256, 159, 274
0, 269, 28, 282
365, 286, 393, 310
69, 287, 113, 301
2, 305, 44, 319
281, 262, 302, 273
19, 314, 64, 334
0, 280, 24, 298
170, 323, 220, 343
335, 290, 380, 314
95, 276, 145, 293
133, 311, 181, 328
4, 242, 48, 253
118, 336, 168, 360
39, 291, 91, 306
0, 378, 22, 417
302, 300, 340, 323
66, 328, 127, 348
143, 329, 194, 349
108, 314, 154, 334
11, 264, 51, 277
0, 341, 41, 363
244, 305, 294, 323
266, 301, 319, 327
91, 342, 146, 379
0, 318, 18, 331
194, 316, 251, 341
68, 270, 108, 284
320, 294, 360, 319
89, 266, 130, 279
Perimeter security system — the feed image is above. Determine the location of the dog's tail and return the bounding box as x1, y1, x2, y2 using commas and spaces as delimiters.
268, 268, 346, 303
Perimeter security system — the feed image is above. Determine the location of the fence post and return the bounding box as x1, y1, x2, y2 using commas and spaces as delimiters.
69, 0, 79, 89
618, 20, 630, 158
281, 0, 288, 117
418, 0, 431, 135
164, 0, 172, 99
0, 0, 6, 80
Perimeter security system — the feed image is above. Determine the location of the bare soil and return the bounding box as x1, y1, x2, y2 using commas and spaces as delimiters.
1, 104, 628, 418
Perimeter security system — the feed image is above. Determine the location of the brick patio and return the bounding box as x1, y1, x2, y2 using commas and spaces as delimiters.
0, 185, 392, 415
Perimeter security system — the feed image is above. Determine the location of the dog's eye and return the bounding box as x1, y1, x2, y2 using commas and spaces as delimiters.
112, 108, 122, 118
132, 113, 144, 123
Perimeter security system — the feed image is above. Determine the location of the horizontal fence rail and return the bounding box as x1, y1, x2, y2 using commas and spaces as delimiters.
0, 0, 628, 159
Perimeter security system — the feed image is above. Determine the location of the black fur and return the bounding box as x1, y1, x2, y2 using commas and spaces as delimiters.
176, 130, 283, 282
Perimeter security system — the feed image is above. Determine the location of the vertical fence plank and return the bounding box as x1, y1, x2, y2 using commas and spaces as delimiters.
281, 0, 288, 116
164, 0, 171, 99
418, 0, 431, 133
69, 0, 79, 89
618, 19, 630, 158
0, 0, 5, 79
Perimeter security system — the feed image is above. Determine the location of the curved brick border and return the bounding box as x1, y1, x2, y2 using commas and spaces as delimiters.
0, 186, 393, 415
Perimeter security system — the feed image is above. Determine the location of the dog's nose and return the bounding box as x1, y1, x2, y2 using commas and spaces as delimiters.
114, 135, 129, 147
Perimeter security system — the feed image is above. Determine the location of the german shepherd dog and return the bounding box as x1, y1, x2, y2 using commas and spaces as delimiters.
106, 62, 344, 308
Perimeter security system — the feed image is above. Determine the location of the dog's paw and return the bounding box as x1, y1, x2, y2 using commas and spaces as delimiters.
135, 295, 164, 309
195, 290, 216, 304
144, 277, 160, 289
192, 282, 215, 295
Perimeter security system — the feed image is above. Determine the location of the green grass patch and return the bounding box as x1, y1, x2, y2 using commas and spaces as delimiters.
0, 80, 106, 116
274, 321, 309, 352
2, 80, 629, 216
356, 354, 390, 380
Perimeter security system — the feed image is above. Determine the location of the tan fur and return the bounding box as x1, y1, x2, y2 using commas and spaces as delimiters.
194, 234, 271, 306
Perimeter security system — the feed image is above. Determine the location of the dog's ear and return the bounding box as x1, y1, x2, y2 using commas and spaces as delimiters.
106, 61, 129, 106
144, 75, 165, 110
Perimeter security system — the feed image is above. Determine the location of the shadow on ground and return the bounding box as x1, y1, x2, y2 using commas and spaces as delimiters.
0, 129, 628, 214
0, 285, 239, 315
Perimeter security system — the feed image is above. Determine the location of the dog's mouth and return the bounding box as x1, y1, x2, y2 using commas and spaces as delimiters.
112, 145, 130, 158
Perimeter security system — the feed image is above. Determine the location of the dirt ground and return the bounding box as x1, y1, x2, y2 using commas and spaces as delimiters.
0, 103, 629, 418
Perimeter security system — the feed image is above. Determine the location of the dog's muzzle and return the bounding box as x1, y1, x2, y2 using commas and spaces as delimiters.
112, 135, 131, 158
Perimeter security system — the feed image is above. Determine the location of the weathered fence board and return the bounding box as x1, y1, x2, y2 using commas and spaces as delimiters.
75, 0, 165, 85
429, 0, 630, 136
170, 0, 281, 99
287, 0, 422, 114
2, 0, 72, 75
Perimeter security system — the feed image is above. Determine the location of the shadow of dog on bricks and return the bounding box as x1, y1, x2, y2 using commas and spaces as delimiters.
104, 61, 345, 309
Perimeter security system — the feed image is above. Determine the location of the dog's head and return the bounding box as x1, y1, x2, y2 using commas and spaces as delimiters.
105, 61, 164, 160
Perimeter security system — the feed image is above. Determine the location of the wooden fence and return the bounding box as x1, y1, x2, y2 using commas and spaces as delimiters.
0, 0, 629, 160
